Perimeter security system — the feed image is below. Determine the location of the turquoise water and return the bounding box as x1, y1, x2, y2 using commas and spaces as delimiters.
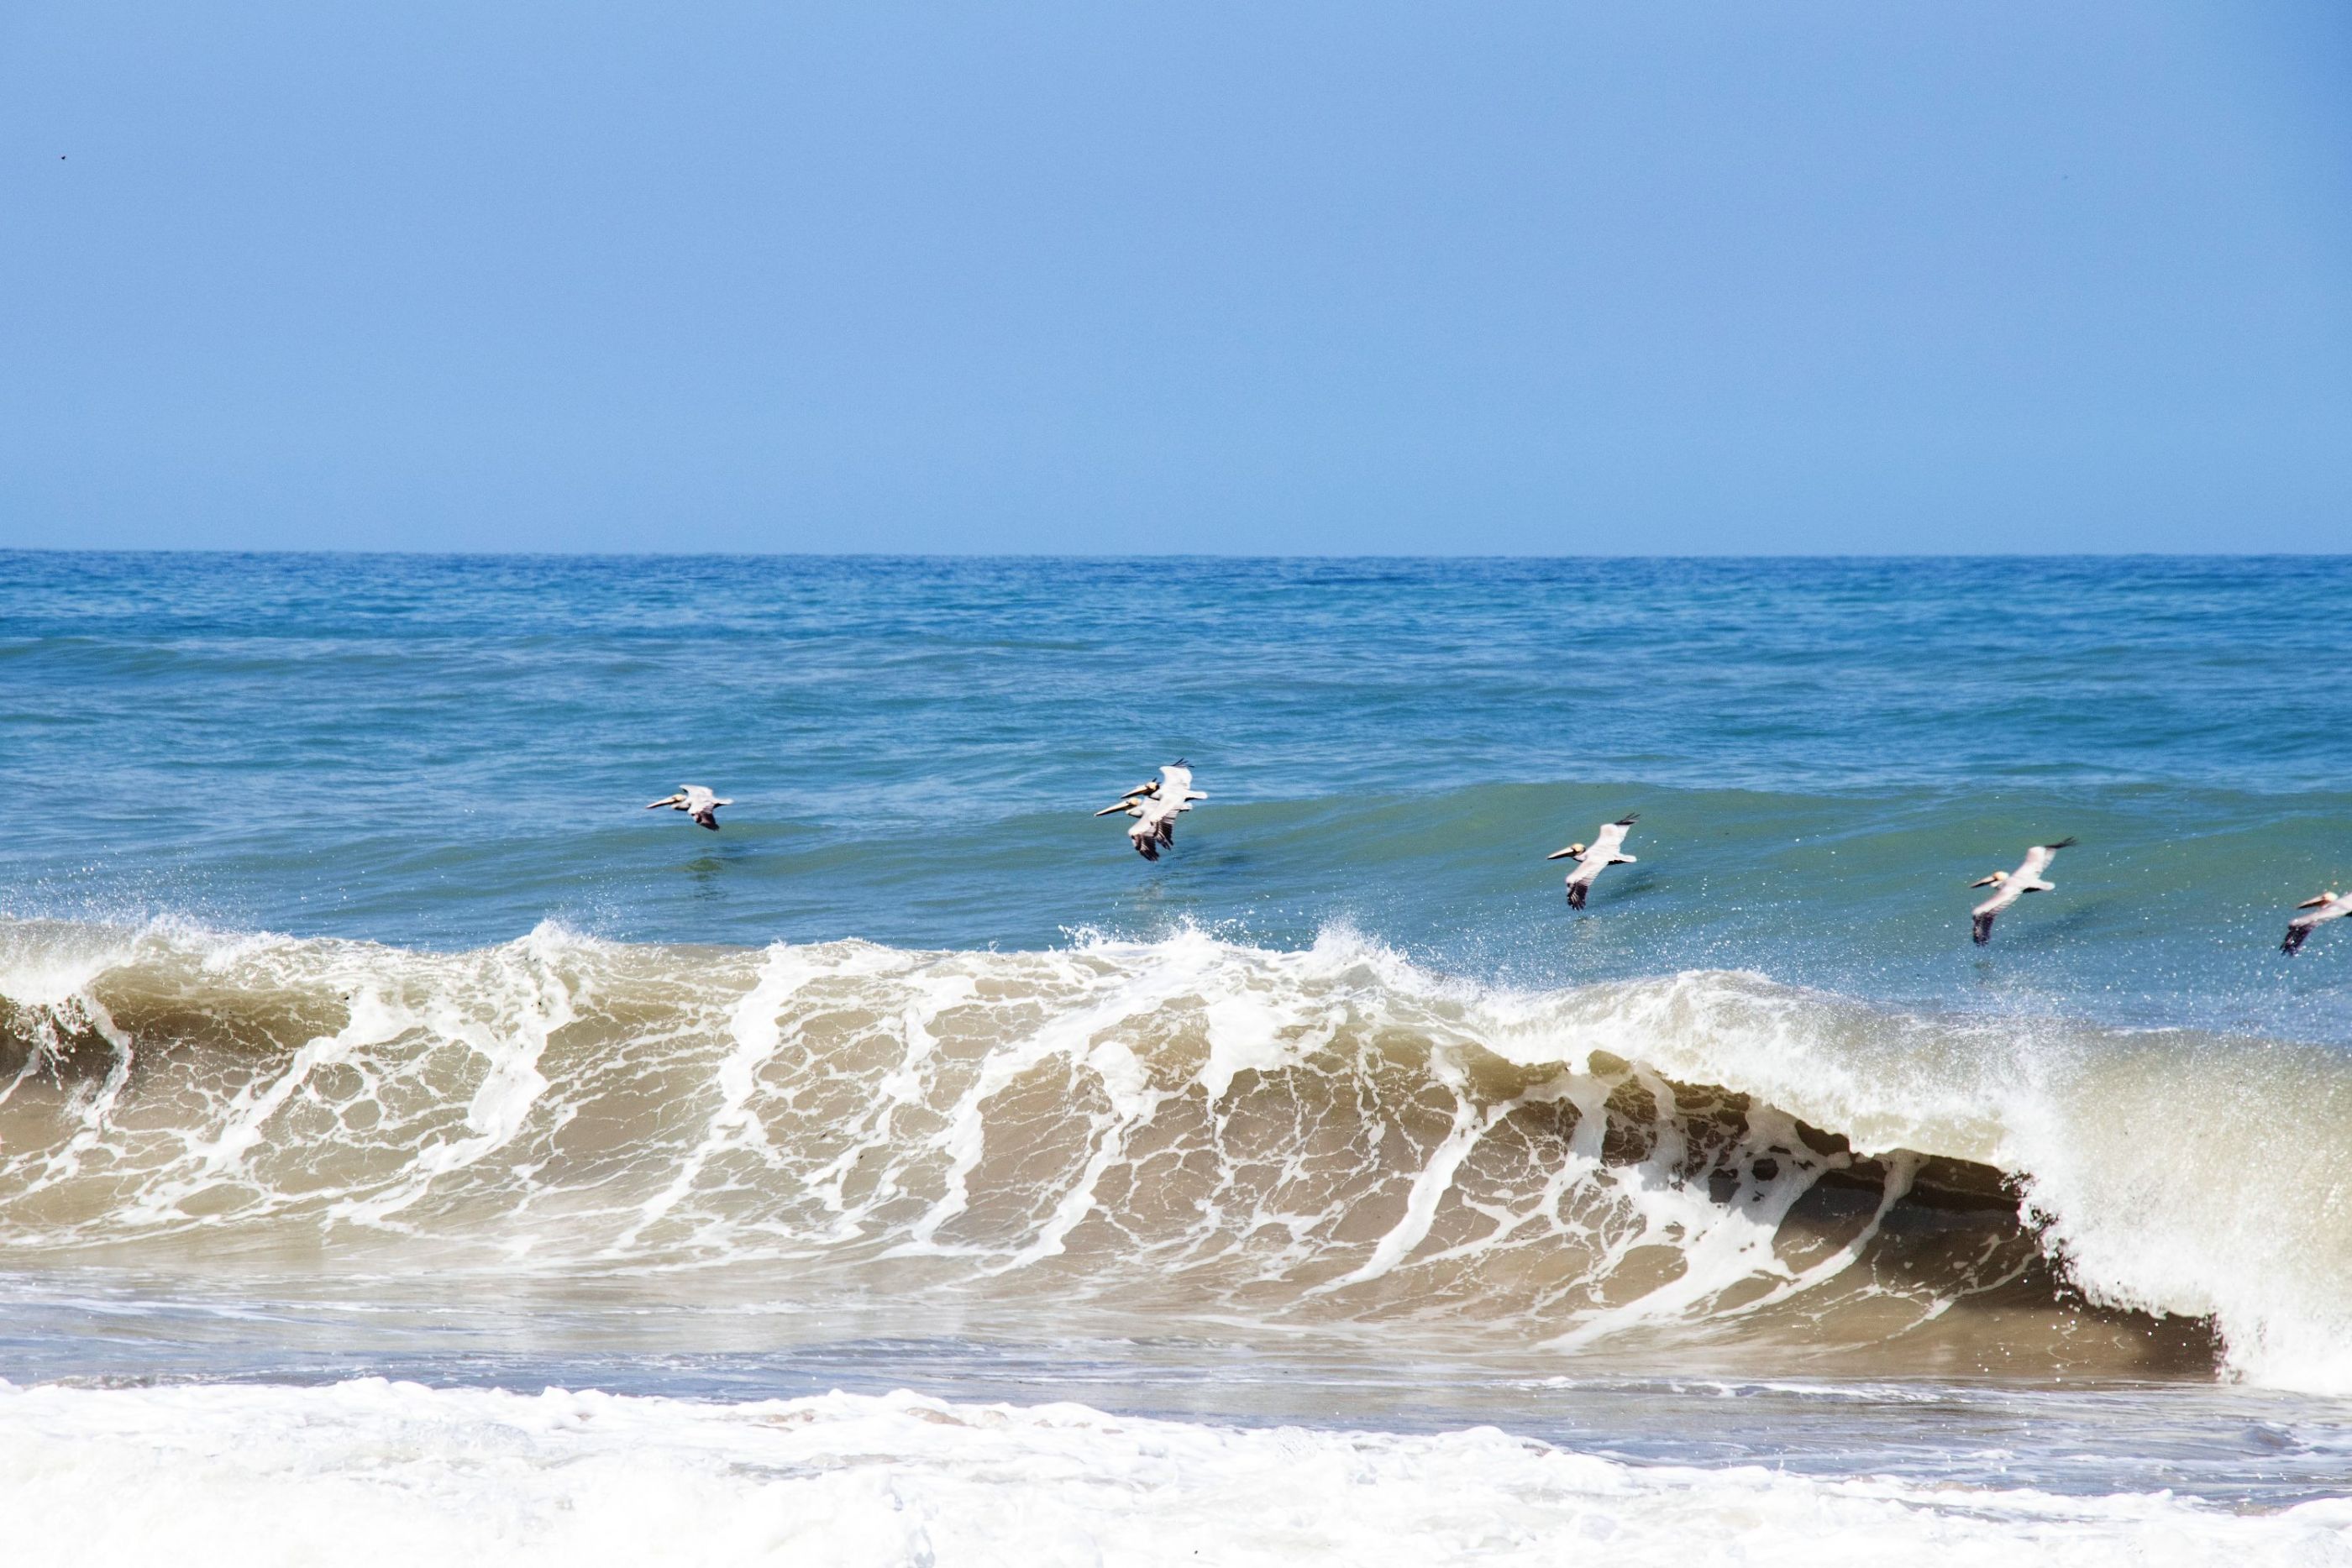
8, 553, 2349, 1036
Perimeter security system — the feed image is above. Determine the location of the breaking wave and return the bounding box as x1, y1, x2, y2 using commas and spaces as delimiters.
3, 916, 2345, 1387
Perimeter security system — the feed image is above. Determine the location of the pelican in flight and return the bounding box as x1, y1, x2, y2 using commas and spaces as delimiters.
1095, 761, 1206, 861
2282, 889, 2352, 957
1968, 838, 2076, 944
648, 784, 732, 831
1546, 814, 1639, 910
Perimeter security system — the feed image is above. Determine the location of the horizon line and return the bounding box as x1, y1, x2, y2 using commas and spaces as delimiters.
7, 547, 2349, 564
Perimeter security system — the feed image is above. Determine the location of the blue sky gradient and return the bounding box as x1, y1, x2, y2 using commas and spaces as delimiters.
3, 3, 2348, 553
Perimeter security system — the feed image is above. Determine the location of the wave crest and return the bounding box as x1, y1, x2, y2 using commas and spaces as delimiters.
7, 918, 2334, 1385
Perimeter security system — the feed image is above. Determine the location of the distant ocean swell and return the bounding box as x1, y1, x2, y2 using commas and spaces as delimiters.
3, 916, 2344, 1390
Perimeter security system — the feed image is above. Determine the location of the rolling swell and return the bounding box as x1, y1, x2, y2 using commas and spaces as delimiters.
7, 916, 2336, 1384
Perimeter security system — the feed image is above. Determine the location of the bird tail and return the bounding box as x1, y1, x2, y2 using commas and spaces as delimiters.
1567, 881, 1588, 910
1972, 911, 1994, 945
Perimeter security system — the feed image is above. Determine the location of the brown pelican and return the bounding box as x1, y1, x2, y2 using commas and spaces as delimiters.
2282, 889, 2352, 957
648, 784, 732, 831
1968, 837, 2076, 944
1546, 813, 1639, 910
1095, 762, 1206, 861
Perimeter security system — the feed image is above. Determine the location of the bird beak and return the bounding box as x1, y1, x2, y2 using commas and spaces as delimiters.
1095, 803, 1134, 817
647, 796, 681, 809
1546, 843, 1585, 860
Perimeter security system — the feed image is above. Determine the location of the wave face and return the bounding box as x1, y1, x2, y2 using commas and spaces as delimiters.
15, 918, 2349, 1387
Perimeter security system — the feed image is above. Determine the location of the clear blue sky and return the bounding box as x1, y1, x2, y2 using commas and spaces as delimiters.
4, 3, 2348, 553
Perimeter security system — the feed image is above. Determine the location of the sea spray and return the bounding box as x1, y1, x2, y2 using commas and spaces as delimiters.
8, 917, 2313, 1382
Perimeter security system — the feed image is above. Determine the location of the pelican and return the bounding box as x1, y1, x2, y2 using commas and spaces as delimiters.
1967, 837, 2076, 944
1546, 813, 1639, 910
1095, 761, 1206, 861
648, 784, 732, 831
2282, 889, 2352, 957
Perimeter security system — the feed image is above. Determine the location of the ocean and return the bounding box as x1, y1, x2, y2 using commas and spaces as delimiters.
4, 552, 2351, 1563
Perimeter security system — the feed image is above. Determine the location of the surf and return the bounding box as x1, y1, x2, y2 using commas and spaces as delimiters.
3, 915, 2344, 1389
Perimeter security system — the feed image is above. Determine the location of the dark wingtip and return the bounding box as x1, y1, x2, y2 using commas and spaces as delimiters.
1616, 812, 1640, 826
2283, 926, 2309, 957
2046, 836, 2078, 851
1972, 913, 1993, 945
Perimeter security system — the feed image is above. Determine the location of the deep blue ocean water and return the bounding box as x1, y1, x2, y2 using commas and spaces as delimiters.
6, 552, 2348, 1039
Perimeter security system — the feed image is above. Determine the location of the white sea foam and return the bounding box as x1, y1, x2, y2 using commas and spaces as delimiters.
0, 1379, 2342, 1568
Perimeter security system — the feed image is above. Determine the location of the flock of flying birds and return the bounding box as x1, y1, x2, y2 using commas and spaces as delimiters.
648, 764, 2352, 957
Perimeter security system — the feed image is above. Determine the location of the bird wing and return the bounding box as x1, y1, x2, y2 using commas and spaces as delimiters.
1592, 821, 1630, 855
2025, 838, 2077, 875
